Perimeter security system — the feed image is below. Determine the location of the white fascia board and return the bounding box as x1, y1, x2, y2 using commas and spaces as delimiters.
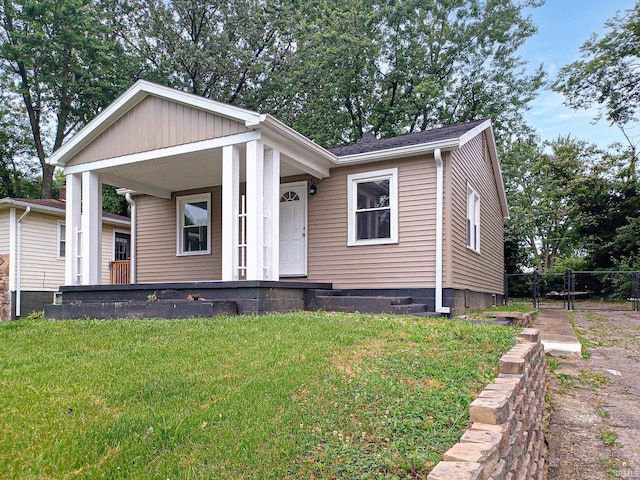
335, 138, 461, 165
65, 130, 261, 176
482, 126, 509, 220
101, 218, 131, 228
458, 119, 493, 147
0, 199, 65, 217
258, 115, 337, 168
47, 80, 261, 167
0, 198, 129, 226
261, 131, 333, 179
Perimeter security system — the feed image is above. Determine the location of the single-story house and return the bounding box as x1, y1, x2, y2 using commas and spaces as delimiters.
44, 80, 508, 318
0, 198, 130, 320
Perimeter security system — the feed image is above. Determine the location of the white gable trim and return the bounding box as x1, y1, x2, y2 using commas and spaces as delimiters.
48, 80, 262, 167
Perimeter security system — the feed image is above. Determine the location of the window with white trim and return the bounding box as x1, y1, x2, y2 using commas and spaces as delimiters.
57, 221, 65, 259
467, 184, 480, 252
348, 168, 398, 246
176, 193, 211, 255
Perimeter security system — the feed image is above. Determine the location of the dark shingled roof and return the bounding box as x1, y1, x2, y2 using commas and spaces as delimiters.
3, 198, 130, 223
329, 118, 489, 157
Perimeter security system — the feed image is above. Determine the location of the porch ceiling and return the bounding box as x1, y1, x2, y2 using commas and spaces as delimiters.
97, 146, 312, 198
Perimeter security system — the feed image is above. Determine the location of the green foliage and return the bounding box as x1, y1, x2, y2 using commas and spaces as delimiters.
554, 3, 640, 130
261, 0, 544, 147
502, 135, 596, 273
0, 0, 141, 197
0, 313, 516, 478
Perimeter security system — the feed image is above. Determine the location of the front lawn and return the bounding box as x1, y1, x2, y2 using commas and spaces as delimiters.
0, 313, 516, 479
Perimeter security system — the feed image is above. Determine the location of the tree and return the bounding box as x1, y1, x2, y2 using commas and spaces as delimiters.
132, 0, 292, 106
0, 90, 38, 197
554, 2, 640, 180
260, 0, 545, 147
501, 136, 595, 273
0, 0, 141, 198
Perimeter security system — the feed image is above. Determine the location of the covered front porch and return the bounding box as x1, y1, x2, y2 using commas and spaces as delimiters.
48, 81, 335, 288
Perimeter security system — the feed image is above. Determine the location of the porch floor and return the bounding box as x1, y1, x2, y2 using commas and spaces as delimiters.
44, 281, 442, 319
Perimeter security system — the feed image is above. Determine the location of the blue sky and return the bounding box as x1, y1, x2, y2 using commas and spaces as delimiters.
518, 0, 637, 147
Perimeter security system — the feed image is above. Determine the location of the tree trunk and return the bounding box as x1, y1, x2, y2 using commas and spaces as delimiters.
40, 163, 55, 199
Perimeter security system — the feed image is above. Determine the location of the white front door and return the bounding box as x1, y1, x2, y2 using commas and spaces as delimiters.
279, 182, 307, 276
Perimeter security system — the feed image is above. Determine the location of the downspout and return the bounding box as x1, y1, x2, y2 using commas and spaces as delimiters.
434, 149, 450, 315
16, 207, 31, 317
124, 193, 136, 283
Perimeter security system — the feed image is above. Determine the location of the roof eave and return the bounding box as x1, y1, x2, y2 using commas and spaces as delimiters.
482, 125, 510, 219
334, 138, 461, 165
257, 114, 337, 166
0, 199, 131, 225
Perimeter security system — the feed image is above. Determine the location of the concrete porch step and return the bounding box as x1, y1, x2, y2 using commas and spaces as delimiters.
390, 303, 429, 314
308, 294, 434, 315
45, 300, 238, 320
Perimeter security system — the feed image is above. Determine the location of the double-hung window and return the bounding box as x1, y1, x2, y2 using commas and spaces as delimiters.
467, 184, 480, 252
57, 221, 66, 259
347, 168, 398, 246
176, 193, 211, 255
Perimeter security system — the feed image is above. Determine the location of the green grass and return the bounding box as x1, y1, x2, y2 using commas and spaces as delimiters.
0, 313, 517, 479
487, 303, 537, 313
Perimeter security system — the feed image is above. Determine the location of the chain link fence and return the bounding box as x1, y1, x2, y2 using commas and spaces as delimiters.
505, 270, 640, 311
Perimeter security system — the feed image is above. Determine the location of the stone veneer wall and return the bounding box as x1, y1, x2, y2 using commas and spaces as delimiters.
428, 328, 546, 480
0, 254, 10, 321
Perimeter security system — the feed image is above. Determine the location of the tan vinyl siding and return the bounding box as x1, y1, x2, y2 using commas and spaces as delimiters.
136, 189, 222, 282
306, 157, 437, 288
448, 134, 504, 293
20, 213, 65, 291
68, 96, 248, 166
0, 211, 9, 254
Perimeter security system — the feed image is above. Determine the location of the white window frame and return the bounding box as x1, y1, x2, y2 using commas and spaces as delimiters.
176, 193, 211, 256
57, 220, 66, 260
347, 168, 398, 246
467, 183, 481, 253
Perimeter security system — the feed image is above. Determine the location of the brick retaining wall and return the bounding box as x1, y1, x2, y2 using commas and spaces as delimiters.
428, 328, 546, 480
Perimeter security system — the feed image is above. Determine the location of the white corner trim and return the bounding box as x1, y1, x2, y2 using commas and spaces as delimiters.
434, 149, 445, 314
8, 208, 17, 292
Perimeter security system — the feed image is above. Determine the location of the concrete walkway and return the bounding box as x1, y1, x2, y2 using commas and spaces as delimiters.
533, 309, 582, 356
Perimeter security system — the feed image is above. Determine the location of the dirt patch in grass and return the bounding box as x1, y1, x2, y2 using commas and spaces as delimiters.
546, 310, 640, 479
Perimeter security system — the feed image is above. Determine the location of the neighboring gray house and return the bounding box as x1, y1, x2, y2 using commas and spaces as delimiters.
45, 80, 508, 318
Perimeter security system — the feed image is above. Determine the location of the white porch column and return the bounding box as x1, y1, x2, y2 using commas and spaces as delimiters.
222, 145, 240, 281
263, 148, 280, 280
81, 171, 102, 285
245, 139, 265, 280
65, 173, 82, 285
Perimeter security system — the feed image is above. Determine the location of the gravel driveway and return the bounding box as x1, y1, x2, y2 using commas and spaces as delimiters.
545, 309, 640, 479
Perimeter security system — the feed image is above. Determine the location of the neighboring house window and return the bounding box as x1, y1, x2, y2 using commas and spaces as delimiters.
58, 222, 66, 259
467, 184, 480, 252
347, 168, 398, 246
176, 193, 211, 255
